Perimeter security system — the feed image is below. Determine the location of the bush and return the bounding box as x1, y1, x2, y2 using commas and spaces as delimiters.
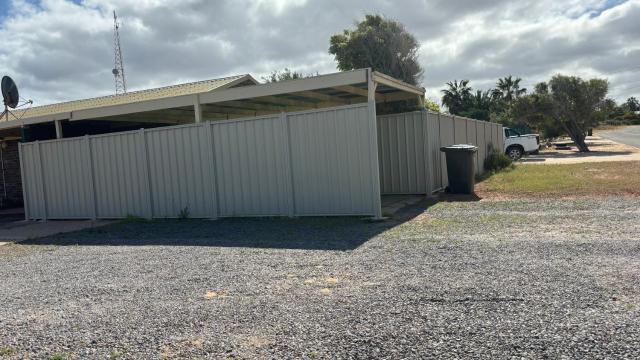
484, 149, 513, 172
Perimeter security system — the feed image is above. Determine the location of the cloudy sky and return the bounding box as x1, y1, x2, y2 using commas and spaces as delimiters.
0, 0, 639, 107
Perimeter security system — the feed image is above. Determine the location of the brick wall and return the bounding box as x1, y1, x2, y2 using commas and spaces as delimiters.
0, 140, 23, 208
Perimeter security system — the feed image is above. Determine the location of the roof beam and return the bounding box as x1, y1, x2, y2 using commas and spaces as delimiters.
332, 85, 385, 102
372, 71, 425, 96
199, 69, 367, 105
290, 90, 351, 104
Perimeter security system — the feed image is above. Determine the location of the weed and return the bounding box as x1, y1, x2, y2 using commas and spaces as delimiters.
50, 353, 68, 360
178, 206, 190, 220
0, 346, 16, 355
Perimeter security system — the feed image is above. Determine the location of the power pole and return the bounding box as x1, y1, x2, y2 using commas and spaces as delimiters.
112, 10, 127, 95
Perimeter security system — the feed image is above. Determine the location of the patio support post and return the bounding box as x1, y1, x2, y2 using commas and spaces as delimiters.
367, 68, 383, 219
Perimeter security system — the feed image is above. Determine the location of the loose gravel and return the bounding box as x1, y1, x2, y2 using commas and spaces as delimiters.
1, 198, 639, 359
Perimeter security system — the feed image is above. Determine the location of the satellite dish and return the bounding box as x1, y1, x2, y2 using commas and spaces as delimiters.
1, 76, 19, 109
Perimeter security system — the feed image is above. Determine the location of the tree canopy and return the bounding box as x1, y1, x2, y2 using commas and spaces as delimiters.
441, 80, 472, 116
627, 96, 640, 112
329, 14, 423, 85
512, 75, 608, 152
424, 98, 440, 112
261, 68, 317, 83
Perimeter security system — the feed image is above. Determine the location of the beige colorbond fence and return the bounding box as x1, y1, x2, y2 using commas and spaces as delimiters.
20, 104, 381, 220
377, 111, 504, 195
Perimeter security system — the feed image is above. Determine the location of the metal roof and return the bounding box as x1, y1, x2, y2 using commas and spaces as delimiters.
14, 74, 257, 120
0, 69, 425, 131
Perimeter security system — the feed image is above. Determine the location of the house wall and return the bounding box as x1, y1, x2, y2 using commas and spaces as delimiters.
0, 140, 23, 208
20, 104, 381, 220
377, 111, 505, 195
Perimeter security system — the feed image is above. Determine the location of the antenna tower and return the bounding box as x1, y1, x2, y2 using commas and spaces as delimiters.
112, 11, 127, 95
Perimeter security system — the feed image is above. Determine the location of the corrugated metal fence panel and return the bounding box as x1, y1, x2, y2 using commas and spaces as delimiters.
377, 112, 428, 194
289, 105, 376, 215
495, 123, 505, 151
146, 125, 215, 218
453, 117, 467, 144
476, 122, 488, 174
212, 116, 293, 216
438, 114, 455, 187
465, 120, 480, 175
92, 132, 149, 218
39, 139, 94, 218
484, 123, 495, 152
426, 112, 442, 191
19, 143, 46, 220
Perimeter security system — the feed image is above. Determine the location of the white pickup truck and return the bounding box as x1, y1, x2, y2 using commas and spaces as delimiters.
503, 127, 540, 160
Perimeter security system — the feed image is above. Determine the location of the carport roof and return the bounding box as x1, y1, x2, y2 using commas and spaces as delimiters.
0, 69, 424, 130
11, 74, 257, 120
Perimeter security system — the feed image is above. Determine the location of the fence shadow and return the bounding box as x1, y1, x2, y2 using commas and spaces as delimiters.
20, 200, 437, 251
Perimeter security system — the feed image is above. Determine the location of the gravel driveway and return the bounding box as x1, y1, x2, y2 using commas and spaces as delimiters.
1, 198, 639, 359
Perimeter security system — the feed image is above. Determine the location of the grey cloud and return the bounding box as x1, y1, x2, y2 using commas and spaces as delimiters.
0, 0, 638, 106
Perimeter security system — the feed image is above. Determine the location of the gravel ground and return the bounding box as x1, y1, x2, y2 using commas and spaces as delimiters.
1, 198, 639, 359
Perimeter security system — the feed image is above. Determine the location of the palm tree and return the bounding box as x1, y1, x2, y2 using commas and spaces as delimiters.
494, 75, 527, 104
441, 80, 472, 115
471, 90, 493, 110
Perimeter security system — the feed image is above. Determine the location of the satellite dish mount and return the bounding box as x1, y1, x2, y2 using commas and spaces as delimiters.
1, 76, 32, 122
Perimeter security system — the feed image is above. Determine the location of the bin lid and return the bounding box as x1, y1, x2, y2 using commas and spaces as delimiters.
440, 144, 478, 152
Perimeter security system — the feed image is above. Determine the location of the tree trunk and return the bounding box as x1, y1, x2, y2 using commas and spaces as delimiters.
570, 132, 590, 152
560, 121, 590, 152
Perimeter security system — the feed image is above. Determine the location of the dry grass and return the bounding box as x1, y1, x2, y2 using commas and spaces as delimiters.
477, 161, 640, 199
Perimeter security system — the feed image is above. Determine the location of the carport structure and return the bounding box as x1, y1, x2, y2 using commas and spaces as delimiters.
5, 69, 422, 139
11, 68, 503, 220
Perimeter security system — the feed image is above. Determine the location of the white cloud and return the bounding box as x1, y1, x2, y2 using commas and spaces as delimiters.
0, 0, 638, 106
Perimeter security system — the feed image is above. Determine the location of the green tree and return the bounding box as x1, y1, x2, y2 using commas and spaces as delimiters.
424, 98, 440, 112
490, 75, 527, 123
493, 75, 527, 103
329, 14, 423, 85
441, 80, 472, 115
513, 75, 608, 152
627, 96, 640, 112
262, 68, 317, 83
460, 90, 493, 120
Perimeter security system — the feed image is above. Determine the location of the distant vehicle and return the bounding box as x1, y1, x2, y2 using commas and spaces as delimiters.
503, 127, 540, 160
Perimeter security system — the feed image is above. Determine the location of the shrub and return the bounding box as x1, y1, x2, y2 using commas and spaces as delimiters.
484, 149, 513, 172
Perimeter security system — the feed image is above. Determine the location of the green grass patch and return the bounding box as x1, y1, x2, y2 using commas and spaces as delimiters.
0, 346, 16, 356
50, 353, 69, 360
479, 161, 640, 198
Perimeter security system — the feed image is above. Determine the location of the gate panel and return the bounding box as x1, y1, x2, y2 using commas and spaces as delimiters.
39, 139, 94, 218
289, 105, 376, 215
212, 116, 293, 216
146, 125, 215, 218
92, 132, 148, 218
377, 112, 428, 194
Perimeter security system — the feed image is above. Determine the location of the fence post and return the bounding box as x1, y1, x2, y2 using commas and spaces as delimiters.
84, 135, 98, 220
18, 143, 29, 220
36, 141, 47, 221
138, 129, 153, 220
422, 110, 435, 197
283, 112, 297, 217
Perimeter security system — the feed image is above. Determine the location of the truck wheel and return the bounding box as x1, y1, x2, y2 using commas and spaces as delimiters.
506, 146, 523, 160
